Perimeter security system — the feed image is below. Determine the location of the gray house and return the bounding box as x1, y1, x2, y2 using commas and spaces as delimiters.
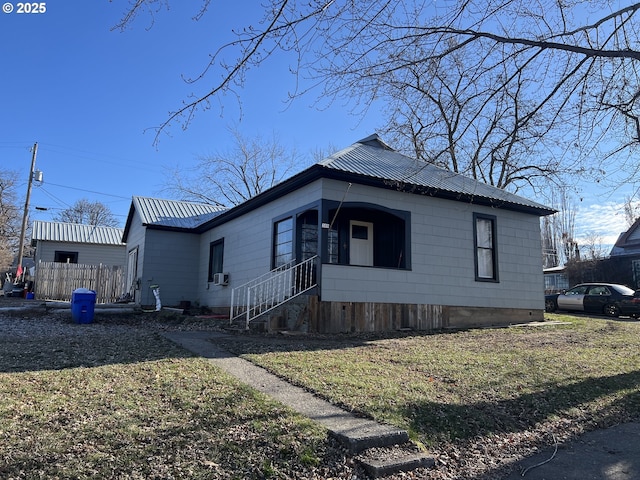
31, 221, 128, 302
123, 135, 555, 332
32, 220, 126, 266
121, 196, 227, 305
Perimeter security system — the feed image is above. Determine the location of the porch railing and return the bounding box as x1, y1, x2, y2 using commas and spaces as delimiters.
230, 255, 318, 329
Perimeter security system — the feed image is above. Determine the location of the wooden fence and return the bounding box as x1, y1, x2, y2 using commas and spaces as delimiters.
34, 261, 125, 304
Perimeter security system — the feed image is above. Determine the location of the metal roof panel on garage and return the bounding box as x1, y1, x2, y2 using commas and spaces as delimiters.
32, 221, 125, 245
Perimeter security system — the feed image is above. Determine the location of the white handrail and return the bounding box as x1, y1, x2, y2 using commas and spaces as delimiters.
230, 256, 318, 329
230, 258, 296, 321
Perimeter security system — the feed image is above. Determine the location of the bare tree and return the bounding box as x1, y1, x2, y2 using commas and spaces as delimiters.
624, 195, 640, 227
53, 199, 120, 227
0, 170, 21, 271
581, 231, 608, 260
310, 143, 340, 163
163, 128, 304, 207
541, 188, 580, 267
116, 1, 640, 189
379, 47, 580, 194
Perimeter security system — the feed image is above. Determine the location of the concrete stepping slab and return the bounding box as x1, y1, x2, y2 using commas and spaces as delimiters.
357, 446, 436, 478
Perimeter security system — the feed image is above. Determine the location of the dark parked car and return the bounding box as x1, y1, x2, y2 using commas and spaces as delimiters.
545, 283, 640, 318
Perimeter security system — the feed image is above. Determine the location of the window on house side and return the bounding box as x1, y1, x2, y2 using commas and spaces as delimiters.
208, 239, 224, 282
273, 217, 293, 268
54, 251, 78, 264
474, 214, 498, 281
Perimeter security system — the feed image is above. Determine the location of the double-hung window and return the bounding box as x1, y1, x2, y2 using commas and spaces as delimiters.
208, 239, 224, 282
474, 213, 498, 282
273, 217, 293, 268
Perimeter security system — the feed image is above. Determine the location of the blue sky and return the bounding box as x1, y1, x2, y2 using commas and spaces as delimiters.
0, 1, 633, 248
0, 1, 381, 226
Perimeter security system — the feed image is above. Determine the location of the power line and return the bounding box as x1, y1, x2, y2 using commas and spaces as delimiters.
34, 186, 130, 219
37, 142, 160, 171
43, 182, 131, 200
38, 186, 72, 209
0, 142, 34, 150
30, 204, 129, 218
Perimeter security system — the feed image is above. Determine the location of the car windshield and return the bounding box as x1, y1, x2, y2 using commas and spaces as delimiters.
611, 285, 635, 295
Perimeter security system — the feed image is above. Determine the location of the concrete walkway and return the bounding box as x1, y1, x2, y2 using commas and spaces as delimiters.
162, 330, 434, 477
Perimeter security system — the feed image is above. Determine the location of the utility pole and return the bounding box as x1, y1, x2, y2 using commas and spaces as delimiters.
16, 142, 37, 280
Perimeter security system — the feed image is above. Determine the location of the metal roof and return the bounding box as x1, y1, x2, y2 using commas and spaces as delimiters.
132, 196, 227, 229
319, 134, 555, 214
32, 221, 125, 245
125, 134, 554, 239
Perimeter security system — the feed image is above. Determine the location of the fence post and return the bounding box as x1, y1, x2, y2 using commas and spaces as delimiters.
96, 264, 103, 303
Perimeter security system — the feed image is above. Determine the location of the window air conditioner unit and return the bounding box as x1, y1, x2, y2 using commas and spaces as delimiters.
213, 273, 229, 286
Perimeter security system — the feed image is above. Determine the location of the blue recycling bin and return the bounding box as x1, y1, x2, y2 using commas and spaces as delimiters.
71, 288, 96, 324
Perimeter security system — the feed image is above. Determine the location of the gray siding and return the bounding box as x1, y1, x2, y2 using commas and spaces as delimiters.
138, 229, 201, 307
319, 180, 544, 310
198, 181, 323, 307
124, 210, 147, 302
628, 225, 640, 243
197, 178, 545, 312
35, 241, 126, 267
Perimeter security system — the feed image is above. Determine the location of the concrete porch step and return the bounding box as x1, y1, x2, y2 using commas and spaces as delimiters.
329, 423, 409, 454
356, 444, 435, 478
328, 420, 434, 477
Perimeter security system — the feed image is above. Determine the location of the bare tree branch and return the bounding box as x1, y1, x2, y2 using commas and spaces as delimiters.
53, 199, 120, 227
162, 127, 306, 206
117, 1, 640, 192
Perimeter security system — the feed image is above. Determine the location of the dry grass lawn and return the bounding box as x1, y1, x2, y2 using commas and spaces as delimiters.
1, 308, 639, 479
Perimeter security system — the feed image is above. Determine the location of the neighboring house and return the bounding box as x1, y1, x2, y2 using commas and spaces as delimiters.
552, 218, 640, 290
543, 266, 569, 294
576, 217, 640, 289
32, 221, 126, 266
123, 134, 556, 332
31, 221, 128, 302
542, 220, 640, 290
610, 217, 640, 260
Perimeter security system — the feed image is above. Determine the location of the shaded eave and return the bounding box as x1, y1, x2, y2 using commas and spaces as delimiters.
195, 164, 555, 233
195, 165, 325, 233
122, 204, 137, 242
